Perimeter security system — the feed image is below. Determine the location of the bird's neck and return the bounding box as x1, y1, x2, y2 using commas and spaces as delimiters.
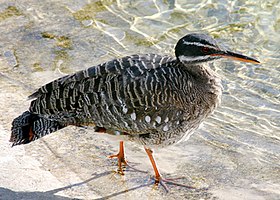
182, 62, 223, 107
182, 61, 221, 85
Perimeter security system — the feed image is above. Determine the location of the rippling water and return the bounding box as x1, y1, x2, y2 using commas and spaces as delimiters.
0, 0, 279, 199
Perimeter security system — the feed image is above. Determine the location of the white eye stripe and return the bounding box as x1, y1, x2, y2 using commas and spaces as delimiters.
182, 41, 218, 50
178, 55, 212, 62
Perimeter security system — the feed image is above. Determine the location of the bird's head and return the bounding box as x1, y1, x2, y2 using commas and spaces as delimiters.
175, 33, 260, 64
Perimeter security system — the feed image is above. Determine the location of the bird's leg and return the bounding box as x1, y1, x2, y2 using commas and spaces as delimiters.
109, 141, 127, 175
144, 147, 162, 183
144, 147, 195, 192
97, 129, 146, 174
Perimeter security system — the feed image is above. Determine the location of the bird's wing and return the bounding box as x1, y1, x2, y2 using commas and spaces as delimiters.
28, 54, 188, 132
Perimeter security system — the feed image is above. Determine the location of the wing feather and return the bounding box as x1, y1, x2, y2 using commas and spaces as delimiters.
28, 54, 187, 132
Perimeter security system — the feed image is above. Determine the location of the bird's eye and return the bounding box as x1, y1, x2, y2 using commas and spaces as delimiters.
202, 47, 209, 53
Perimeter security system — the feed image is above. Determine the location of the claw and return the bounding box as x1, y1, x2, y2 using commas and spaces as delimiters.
150, 176, 196, 192
109, 141, 127, 175
145, 147, 196, 192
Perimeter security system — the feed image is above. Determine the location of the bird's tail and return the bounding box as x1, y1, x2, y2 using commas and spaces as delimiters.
10, 111, 65, 146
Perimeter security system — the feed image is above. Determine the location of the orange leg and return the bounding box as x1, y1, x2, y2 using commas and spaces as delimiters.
109, 141, 127, 175
144, 147, 161, 183
144, 147, 195, 192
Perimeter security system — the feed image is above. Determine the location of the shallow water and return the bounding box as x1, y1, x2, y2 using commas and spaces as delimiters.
0, 0, 279, 199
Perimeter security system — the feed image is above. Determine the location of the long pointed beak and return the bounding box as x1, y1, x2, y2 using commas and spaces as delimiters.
211, 51, 260, 64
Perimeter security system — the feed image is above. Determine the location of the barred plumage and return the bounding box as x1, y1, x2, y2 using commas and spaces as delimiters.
12, 34, 260, 146
10, 55, 207, 146
10, 33, 259, 187
17, 53, 216, 147
10, 34, 259, 148
10, 111, 64, 146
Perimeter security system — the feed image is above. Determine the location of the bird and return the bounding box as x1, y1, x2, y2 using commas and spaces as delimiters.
10, 33, 259, 189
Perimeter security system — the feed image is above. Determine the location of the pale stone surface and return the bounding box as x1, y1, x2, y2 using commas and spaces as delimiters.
0, 0, 279, 199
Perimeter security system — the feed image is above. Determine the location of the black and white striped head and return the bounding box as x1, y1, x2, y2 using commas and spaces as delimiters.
175, 33, 260, 64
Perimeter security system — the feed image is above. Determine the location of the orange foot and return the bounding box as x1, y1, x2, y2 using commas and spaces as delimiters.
145, 147, 196, 192
153, 176, 196, 192
109, 141, 127, 175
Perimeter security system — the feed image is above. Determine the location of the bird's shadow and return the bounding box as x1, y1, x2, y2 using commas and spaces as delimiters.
0, 187, 76, 200
0, 170, 155, 200
92, 182, 153, 200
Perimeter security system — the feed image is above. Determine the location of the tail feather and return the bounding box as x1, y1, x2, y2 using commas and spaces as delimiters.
10, 111, 64, 146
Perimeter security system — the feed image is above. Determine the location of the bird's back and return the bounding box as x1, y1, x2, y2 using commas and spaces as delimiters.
11, 33, 259, 147
28, 53, 221, 147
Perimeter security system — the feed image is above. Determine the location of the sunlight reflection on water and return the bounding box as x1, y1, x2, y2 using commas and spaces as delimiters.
0, 0, 279, 199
